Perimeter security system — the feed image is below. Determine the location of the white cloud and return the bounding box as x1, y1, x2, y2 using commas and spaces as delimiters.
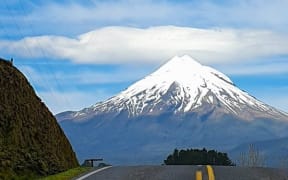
26, 1, 173, 23
2, 0, 288, 39
22, 0, 288, 30
1, 26, 288, 67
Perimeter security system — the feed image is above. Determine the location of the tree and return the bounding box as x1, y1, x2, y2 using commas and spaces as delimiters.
173, 149, 179, 164
164, 148, 234, 166
237, 144, 266, 167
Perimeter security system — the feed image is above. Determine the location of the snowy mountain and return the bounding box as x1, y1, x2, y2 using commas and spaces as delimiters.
57, 55, 288, 165
60, 55, 287, 121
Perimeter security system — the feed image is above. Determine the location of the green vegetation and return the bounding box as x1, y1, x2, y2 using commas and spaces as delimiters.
0, 59, 79, 179
0, 171, 40, 180
40, 167, 92, 180
164, 148, 234, 166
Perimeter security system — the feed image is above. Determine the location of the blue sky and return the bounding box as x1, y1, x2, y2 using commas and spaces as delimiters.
0, 0, 287, 114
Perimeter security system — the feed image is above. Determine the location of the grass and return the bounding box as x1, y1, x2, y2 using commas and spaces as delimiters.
39, 167, 92, 180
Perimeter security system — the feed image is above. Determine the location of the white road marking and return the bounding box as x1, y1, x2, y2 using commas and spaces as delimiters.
75, 166, 112, 180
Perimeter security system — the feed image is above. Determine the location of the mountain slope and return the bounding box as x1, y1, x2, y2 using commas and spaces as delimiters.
229, 137, 288, 167
57, 55, 288, 165
0, 59, 79, 178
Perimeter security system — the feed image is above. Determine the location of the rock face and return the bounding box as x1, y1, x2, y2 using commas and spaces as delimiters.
57, 55, 288, 165
0, 59, 78, 178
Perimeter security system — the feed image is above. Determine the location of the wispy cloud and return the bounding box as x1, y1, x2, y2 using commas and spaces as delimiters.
1, 26, 288, 69
18, 64, 150, 89
20, 1, 288, 29
18, 64, 151, 114
39, 90, 113, 114
1, 0, 288, 38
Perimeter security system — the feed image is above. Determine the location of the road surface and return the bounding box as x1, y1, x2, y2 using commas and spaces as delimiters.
76, 165, 288, 180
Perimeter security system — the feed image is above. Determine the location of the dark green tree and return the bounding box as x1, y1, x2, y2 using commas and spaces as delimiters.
164, 148, 234, 166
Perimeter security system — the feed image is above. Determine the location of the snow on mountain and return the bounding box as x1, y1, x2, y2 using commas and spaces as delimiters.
57, 55, 288, 165
69, 55, 287, 121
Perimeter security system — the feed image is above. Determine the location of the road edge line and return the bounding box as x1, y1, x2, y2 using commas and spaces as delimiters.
75, 166, 112, 180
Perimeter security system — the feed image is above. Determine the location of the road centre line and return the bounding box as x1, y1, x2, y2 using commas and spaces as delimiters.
196, 170, 202, 180
206, 165, 215, 180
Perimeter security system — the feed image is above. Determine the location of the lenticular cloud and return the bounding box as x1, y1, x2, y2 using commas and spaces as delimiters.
1, 26, 288, 65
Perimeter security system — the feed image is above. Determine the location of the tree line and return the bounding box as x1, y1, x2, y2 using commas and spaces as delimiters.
164, 148, 234, 166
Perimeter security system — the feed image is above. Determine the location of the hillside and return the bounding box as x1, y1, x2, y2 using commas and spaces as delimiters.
229, 137, 288, 167
0, 59, 78, 178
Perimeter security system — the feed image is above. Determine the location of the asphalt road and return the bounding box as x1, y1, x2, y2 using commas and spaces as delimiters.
77, 165, 288, 180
